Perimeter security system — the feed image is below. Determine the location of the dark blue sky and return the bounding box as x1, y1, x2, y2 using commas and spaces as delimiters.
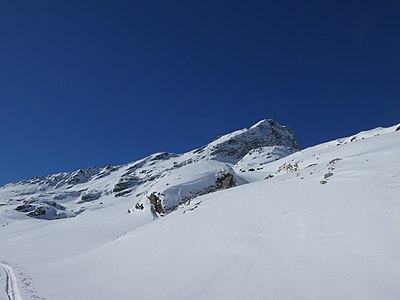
0, 0, 399, 185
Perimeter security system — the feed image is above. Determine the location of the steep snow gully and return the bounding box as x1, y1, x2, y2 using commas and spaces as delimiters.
0, 262, 22, 300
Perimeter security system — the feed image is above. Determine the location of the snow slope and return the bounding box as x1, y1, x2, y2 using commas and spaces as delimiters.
0, 122, 399, 300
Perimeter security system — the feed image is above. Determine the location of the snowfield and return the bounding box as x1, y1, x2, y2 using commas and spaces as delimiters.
0, 121, 399, 299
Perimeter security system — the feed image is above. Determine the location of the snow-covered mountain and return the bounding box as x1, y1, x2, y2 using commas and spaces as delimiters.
0, 119, 298, 220
0, 120, 399, 300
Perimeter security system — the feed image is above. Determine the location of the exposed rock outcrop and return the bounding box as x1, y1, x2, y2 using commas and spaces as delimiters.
147, 193, 165, 215
78, 191, 102, 203
215, 173, 236, 189
206, 119, 299, 163
113, 176, 138, 196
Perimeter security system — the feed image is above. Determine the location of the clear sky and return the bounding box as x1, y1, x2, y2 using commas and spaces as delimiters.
0, 0, 399, 185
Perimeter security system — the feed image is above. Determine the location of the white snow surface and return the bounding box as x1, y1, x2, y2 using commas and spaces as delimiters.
0, 121, 399, 299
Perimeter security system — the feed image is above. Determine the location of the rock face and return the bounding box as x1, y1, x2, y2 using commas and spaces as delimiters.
113, 176, 138, 196
216, 174, 236, 189
78, 191, 102, 204
0, 119, 300, 220
147, 193, 165, 215
205, 119, 299, 162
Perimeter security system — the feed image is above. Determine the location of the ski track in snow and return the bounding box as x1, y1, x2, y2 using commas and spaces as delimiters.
0, 262, 22, 300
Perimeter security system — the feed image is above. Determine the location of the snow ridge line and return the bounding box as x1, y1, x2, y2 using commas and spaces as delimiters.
0, 262, 22, 300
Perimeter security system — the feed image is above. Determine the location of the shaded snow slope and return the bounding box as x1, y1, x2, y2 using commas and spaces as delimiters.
0, 122, 399, 300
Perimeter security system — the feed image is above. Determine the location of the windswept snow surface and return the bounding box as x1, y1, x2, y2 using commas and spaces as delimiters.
0, 122, 399, 299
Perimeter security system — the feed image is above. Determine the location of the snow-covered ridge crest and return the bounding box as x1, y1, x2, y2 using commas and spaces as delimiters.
0, 119, 299, 220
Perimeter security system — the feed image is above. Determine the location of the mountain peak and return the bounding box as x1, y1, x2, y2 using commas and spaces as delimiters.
249, 118, 272, 129
204, 119, 299, 163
